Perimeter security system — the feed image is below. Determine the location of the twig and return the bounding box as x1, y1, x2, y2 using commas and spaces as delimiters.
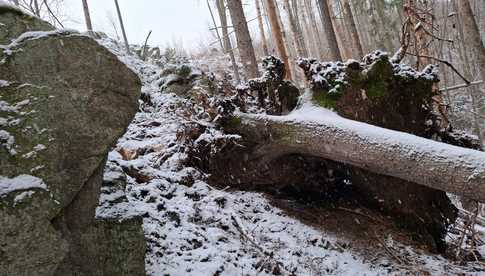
439, 80, 483, 92
336, 207, 385, 224
42, 0, 64, 28
230, 213, 291, 275
373, 230, 405, 265
405, 52, 470, 84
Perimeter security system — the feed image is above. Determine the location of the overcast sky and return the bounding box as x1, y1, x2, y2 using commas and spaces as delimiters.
61, 0, 217, 51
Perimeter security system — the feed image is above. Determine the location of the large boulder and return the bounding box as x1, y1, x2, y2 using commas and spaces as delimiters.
0, 6, 145, 276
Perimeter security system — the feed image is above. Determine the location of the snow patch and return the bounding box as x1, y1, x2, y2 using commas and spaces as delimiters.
13, 190, 35, 205
0, 29, 78, 55
0, 79, 10, 87
0, 174, 47, 197
0, 129, 16, 155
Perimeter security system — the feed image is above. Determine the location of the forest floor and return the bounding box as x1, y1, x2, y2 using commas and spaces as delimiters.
96, 38, 485, 275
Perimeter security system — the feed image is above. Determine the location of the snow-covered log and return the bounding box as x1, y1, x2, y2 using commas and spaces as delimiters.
225, 103, 485, 202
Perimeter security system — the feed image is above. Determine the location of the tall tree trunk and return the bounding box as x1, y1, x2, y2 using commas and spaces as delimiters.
304, 0, 325, 58
273, 0, 298, 82
291, 0, 308, 55
264, 0, 292, 80
81, 0, 93, 32
342, 0, 363, 59
317, 0, 342, 60
457, 0, 485, 87
283, 0, 308, 58
255, 0, 269, 56
207, 0, 224, 51
113, 0, 131, 55
33, 0, 40, 16
455, 0, 484, 148
300, 0, 319, 58
480, 0, 485, 43
227, 0, 260, 79
216, 0, 241, 83
375, 0, 394, 51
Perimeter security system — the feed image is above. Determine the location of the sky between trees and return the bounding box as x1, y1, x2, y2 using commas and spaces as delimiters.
60, 0, 215, 49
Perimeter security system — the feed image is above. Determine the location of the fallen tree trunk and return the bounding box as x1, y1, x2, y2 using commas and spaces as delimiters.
225, 105, 485, 202
191, 53, 479, 252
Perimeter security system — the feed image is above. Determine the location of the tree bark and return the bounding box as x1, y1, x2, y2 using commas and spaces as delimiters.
255, 0, 269, 56
227, 0, 260, 79
264, 0, 292, 80
282, 0, 307, 58
317, 0, 342, 60
457, 0, 485, 88
81, 0, 93, 31
113, 0, 131, 55
225, 109, 485, 202
342, 0, 363, 59
216, 0, 241, 83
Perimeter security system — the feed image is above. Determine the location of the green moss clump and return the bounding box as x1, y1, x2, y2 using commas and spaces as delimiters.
363, 57, 395, 99
366, 79, 387, 98
312, 89, 340, 109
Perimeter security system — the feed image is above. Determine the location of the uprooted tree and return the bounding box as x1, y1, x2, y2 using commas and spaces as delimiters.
189, 53, 485, 252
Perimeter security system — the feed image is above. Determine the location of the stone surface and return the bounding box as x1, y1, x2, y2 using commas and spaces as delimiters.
0, 7, 145, 275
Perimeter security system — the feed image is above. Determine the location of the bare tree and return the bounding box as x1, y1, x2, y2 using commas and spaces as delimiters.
264, 0, 292, 79
81, 0, 93, 32
317, 0, 342, 60
226, 0, 259, 79
216, 0, 241, 83
113, 0, 131, 55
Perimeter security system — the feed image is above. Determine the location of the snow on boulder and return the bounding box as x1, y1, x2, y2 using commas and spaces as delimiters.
0, 8, 145, 276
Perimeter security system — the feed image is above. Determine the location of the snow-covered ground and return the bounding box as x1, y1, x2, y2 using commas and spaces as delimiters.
96, 38, 484, 275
